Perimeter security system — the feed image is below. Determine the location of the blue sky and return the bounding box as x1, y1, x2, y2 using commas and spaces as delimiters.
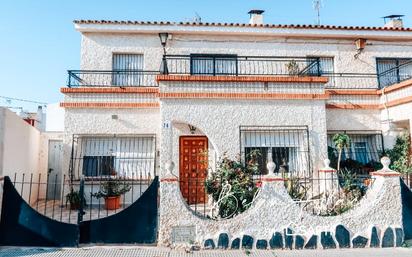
0, 0, 411, 111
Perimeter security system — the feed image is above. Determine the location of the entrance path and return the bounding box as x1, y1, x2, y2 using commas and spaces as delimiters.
1, 246, 412, 257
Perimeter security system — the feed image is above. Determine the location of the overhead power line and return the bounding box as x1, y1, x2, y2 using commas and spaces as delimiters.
0, 95, 48, 105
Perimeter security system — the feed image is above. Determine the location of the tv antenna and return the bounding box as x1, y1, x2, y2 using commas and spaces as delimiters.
193, 12, 202, 23
313, 0, 323, 25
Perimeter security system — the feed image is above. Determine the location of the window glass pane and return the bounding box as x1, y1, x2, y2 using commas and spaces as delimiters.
75, 136, 155, 178
241, 128, 309, 177
112, 54, 144, 86
190, 54, 237, 75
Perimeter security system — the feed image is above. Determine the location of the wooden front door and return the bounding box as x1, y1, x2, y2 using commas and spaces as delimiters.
179, 136, 208, 205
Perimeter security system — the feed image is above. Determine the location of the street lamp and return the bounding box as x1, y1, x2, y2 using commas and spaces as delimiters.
158, 32, 169, 74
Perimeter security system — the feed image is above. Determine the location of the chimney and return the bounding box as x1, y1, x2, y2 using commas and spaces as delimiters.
383, 15, 404, 28
248, 10, 264, 25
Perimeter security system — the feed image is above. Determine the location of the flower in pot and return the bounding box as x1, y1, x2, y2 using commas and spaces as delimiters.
66, 189, 86, 210
92, 179, 131, 210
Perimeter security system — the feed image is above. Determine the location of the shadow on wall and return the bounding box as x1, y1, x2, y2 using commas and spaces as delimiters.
401, 179, 412, 240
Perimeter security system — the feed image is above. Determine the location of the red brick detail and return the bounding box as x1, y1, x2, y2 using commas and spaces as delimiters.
326, 103, 380, 109
261, 177, 285, 182
327, 89, 379, 95
160, 177, 179, 182
60, 102, 160, 108
377, 78, 412, 94
159, 92, 329, 100
156, 75, 329, 84
380, 96, 412, 109
370, 171, 401, 177
61, 87, 159, 94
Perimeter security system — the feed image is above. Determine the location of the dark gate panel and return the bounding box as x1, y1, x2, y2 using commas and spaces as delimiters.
0, 176, 79, 247
401, 179, 412, 240
79, 176, 159, 244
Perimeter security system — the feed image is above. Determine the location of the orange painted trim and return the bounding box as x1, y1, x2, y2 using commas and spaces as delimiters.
156, 75, 329, 84
380, 95, 412, 109
60, 102, 160, 108
160, 177, 179, 182
326, 103, 380, 109
61, 87, 159, 94
159, 92, 329, 100
327, 89, 379, 96
370, 171, 400, 177
377, 78, 412, 94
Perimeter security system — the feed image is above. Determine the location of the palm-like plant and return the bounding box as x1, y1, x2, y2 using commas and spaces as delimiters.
332, 133, 351, 171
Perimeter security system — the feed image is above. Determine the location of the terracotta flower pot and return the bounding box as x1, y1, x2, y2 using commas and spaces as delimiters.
104, 196, 121, 210
363, 178, 372, 187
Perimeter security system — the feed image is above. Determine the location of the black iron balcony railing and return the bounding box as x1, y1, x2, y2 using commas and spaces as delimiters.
164, 54, 323, 76
66, 56, 412, 89
67, 70, 159, 88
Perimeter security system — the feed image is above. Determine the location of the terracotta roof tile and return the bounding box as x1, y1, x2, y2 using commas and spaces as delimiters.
74, 20, 412, 31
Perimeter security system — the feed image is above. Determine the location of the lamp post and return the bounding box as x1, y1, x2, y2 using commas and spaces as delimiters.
159, 32, 169, 75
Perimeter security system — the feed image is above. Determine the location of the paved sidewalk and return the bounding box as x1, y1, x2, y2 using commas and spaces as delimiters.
1, 246, 412, 257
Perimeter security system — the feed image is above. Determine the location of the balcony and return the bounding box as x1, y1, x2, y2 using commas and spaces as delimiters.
66, 56, 412, 90
67, 70, 159, 87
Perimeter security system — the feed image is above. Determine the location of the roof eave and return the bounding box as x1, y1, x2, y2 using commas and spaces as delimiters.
74, 23, 412, 40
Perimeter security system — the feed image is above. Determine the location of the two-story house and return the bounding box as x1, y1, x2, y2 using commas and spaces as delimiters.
61, 11, 412, 206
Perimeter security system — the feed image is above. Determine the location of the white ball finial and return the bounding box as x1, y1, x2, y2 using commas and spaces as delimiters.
165, 160, 175, 176
323, 159, 331, 169
380, 157, 391, 172
267, 161, 276, 174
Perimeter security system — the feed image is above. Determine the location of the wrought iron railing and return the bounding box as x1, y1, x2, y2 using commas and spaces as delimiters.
9, 172, 155, 223
164, 55, 322, 76
66, 56, 412, 89
67, 70, 159, 87
327, 131, 385, 175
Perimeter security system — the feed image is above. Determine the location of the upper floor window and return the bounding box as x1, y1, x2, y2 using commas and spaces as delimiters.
112, 54, 144, 86
377, 58, 412, 88
190, 54, 238, 75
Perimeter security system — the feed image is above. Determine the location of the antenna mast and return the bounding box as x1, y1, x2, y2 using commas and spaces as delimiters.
313, 0, 323, 25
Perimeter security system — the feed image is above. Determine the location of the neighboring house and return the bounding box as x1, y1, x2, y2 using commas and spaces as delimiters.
0, 105, 64, 204
60, 11, 412, 203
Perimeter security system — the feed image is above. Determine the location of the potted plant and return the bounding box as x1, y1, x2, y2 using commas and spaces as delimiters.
66, 189, 85, 210
285, 59, 300, 75
92, 179, 131, 210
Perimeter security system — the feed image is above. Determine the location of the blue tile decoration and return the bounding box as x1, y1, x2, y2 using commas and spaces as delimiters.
269, 232, 284, 249
284, 228, 294, 249
395, 228, 404, 247
382, 227, 395, 248
231, 238, 240, 249
352, 236, 368, 248
335, 225, 350, 248
217, 233, 229, 249
370, 226, 380, 248
256, 239, 268, 249
204, 239, 215, 249
320, 232, 336, 249
304, 235, 318, 249
242, 235, 254, 249
295, 235, 305, 249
